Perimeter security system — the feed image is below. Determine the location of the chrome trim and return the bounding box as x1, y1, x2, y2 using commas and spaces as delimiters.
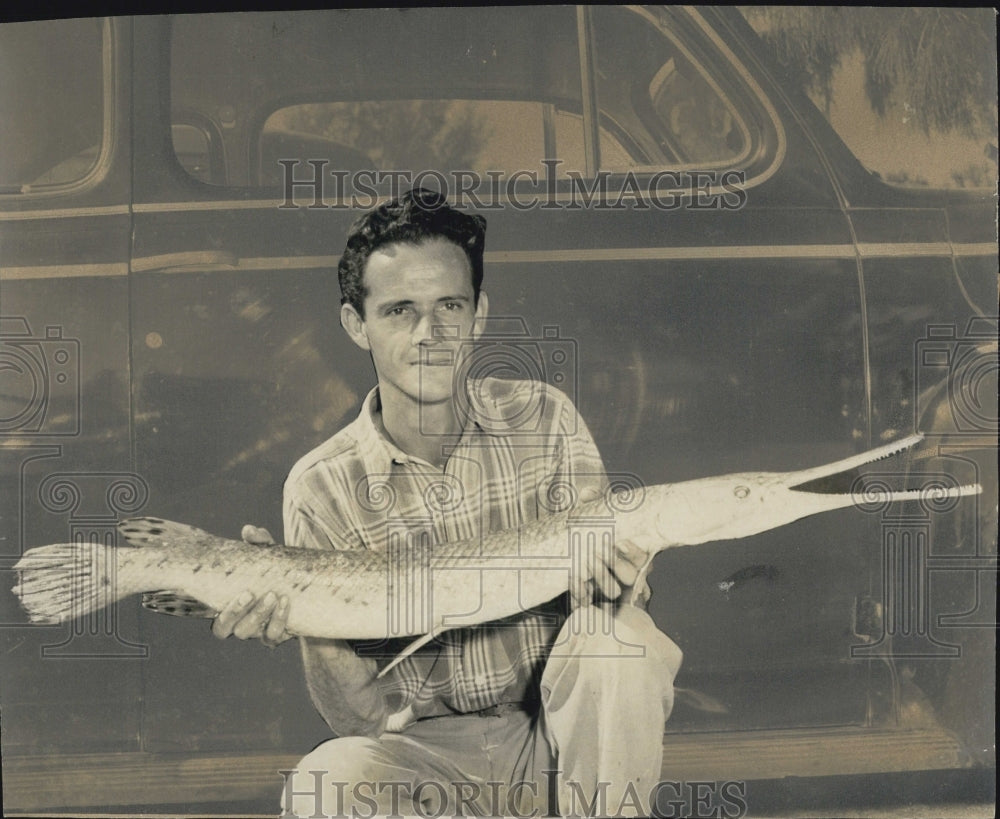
4, 242, 991, 280
0, 205, 130, 221
0, 263, 129, 280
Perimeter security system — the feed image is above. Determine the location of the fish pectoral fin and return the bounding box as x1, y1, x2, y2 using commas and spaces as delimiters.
673, 686, 729, 714
141, 590, 218, 619
376, 626, 448, 679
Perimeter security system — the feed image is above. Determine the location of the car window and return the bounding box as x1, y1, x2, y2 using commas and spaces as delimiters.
0, 18, 106, 193
258, 100, 633, 183
260, 100, 568, 181
172, 122, 226, 185
590, 6, 751, 169
169, 7, 756, 189
170, 8, 584, 188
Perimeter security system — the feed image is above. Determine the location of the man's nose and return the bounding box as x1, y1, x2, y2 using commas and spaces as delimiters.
413, 315, 458, 346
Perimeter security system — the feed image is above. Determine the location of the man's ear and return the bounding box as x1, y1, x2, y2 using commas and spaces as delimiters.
341, 303, 371, 351
471, 290, 489, 339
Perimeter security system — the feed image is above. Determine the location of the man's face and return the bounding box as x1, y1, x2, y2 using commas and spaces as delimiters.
342, 237, 487, 407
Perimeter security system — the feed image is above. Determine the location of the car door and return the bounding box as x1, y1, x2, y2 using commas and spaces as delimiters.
0, 17, 146, 760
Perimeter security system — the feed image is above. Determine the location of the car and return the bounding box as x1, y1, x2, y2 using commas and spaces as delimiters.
1, 7, 995, 814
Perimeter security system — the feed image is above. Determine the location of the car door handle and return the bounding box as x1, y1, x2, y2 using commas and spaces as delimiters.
131, 250, 239, 273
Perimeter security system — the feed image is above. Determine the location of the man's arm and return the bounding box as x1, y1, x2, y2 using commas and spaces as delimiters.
285, 493, 391, 738
299, 636, 388, 738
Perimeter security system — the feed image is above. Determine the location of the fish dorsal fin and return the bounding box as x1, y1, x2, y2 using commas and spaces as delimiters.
142, 590, 218, 619
117, 517, 209, 547
376, 625, 449, 679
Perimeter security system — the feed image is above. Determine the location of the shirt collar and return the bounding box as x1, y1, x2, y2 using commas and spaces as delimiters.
353, 387, 412, 474
353, 378, 530, 472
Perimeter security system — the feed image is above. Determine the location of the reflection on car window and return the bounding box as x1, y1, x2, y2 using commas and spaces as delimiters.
260, 100, 642, 185
591, 6, 750, 168
169, 7, 753, 189
0, 18, 105, 192
260, 100, 598, 183
171, 8, 583, 187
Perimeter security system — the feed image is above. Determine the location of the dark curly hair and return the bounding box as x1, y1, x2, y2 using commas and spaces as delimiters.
338, 188, 486, 317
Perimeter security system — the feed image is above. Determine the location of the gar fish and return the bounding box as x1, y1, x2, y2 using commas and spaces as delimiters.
11, 434, 981, 656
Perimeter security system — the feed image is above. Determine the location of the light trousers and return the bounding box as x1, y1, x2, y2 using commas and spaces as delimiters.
282, 605, 681, 818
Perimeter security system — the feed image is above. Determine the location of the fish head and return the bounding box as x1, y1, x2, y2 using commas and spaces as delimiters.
641, 434, 981, 549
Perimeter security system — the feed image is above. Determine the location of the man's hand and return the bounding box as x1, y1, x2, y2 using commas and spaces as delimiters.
211, 525, 293, 648
568, 537, 652, 610
568, 487, 653, 609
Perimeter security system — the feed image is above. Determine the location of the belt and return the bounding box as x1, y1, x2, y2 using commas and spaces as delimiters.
471, 701, 525, 718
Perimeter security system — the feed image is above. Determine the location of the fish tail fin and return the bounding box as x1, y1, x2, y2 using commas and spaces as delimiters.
12, 542, 127, 625
142, 590, 217, 619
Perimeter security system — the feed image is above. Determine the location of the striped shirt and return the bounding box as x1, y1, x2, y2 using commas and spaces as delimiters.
283, 377, 607, 719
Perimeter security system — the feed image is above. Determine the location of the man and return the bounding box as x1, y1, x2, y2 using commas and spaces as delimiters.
216, 189, 681, 817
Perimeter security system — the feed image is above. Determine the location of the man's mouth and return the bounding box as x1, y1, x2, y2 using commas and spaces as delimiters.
416, 349, 456, 367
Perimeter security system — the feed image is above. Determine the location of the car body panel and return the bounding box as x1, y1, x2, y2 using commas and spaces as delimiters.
0, 6, 994, 810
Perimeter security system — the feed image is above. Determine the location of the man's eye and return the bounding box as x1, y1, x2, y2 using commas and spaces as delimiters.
440, 302, 464, 311
387, 306, 410, 317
